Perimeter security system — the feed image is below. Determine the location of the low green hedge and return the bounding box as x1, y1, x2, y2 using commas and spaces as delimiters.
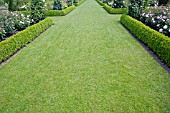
0, 18, 52, 63
96, 0, 105, 6
95, 0, 127, 14
20, 5, 76, 16
20, 0, 86, 17
45, 5, 76, 16
120, 14, 170, 66
103, 4, 127, 14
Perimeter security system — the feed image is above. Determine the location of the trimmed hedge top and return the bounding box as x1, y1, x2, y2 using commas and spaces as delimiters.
120, 14, 170, 67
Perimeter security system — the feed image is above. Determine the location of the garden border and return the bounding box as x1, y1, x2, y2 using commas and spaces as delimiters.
95, 0, 127, 14
120, 14, 170, 67
0, 18, 52, 63
20, 0, 86, 16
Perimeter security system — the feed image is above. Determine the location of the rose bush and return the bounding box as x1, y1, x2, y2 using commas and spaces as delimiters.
140, 6, 170, 37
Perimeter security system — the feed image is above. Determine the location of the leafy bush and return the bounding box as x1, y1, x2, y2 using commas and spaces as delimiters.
96, 0, 127, 14
30, 0, 45, 24
159, 0, 168, 6
0, 12, 16, 36
120, 14, 170, 66
53, 0, 63, 10
128, 0, 145, 19
14, 13, 31, 31
0, 27, 6, 41
67, 0, 73, 7
0, 18, 52, 63
8, 0, 15, 11
73, 0, 79, 3
46, 5, 75, 16
140, 6, 170, 37
0, 11, 31, 39
113, 0, 125, 8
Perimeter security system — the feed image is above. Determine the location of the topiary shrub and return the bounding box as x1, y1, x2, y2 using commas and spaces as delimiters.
30, 0, 45, 24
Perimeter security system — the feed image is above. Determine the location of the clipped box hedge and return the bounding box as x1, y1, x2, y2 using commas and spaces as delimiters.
0, 18, 52, 63
96, 0, 127, 14
45, 5, 76, 16
120, 14, 170, 66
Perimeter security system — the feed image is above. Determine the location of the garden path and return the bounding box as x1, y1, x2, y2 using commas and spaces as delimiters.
0, 0, 170, 112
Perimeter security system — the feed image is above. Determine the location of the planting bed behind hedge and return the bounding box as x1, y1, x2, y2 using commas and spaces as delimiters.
96, 0, 127, 14
120, 14, 170, 66
0, 18, 52, 63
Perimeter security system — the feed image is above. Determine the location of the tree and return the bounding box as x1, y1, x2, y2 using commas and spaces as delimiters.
30, 0, 45, 24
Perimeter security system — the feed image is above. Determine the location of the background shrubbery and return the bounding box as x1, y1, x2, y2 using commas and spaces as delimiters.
0, 12, 31, 41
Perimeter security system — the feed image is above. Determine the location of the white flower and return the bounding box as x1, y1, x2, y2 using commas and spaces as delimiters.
163, 25, 168, 29
146, 14, 149, 17
42, 0, 45, 2
20, 21, 24, 24
21, 14, 24, 17
169, 29, 170, 32
159, 28, 163, 32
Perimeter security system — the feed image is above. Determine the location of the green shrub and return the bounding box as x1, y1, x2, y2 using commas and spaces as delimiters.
30, 0, 45, 24
120, 14, 170, 66
63, 5, 75, 15
95, 0, 127, 14
96, 0, 105, 6
0, 18, 52, 63
45, 5, 75, 16
103, 4, 127, 14
53, 0, 63, 10
113, 0, 125, 8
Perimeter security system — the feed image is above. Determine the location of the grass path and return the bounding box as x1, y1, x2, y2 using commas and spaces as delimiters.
0, 0, 170, 112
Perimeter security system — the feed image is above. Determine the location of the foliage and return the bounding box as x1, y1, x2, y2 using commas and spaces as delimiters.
159, 0, 168, 6
0, 11, 31, 40
140, 6, 170, 37
113, 0, 125, 8
14, 13, 30, 30
30, 0, 45, 24
96, 0, 127, 14
149, 0, 158, 6
128, 0, 145, 19
67, 0, 73, 7
0, 27, 6, 41
73, 0, 78, 3
8, 0, 15, 11
120, 14, 170, 66
53, 0, 63, 10
0, 12, 15, 36
0, 18, 52, 62
46, 5, 75, 16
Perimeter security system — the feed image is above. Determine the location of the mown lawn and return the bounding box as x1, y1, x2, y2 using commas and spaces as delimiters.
0, 0, 170, 112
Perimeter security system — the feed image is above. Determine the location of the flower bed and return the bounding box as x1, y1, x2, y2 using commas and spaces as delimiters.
0, 18, 52, 63
0, 11, 32, 41
120, 14, 170, 67
140, 6, 170, 37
